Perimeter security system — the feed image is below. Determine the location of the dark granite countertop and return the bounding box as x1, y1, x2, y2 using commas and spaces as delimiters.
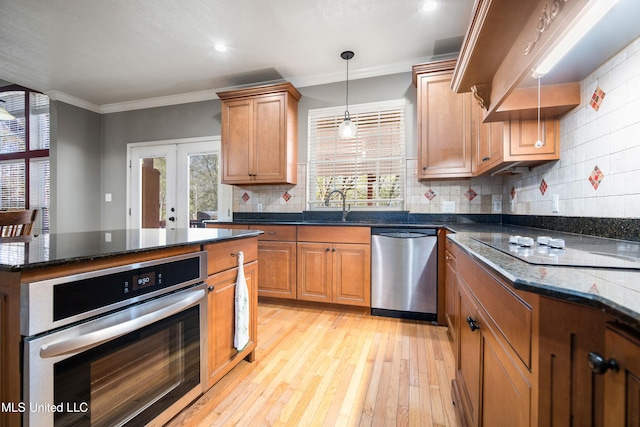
0, 228, 261, 272
446, 224, 640, 329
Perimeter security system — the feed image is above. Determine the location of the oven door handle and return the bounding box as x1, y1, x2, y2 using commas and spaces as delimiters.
39, 288, 205, 359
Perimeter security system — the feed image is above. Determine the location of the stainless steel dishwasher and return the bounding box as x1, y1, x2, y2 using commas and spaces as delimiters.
371, 228, 438, 321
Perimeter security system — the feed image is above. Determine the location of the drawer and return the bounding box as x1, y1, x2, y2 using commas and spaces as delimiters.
297, 226, 370, 244
204, 237, 258, 275
445, 235, 457, 254
249, 224, 297, 241
458, 250, 533, 368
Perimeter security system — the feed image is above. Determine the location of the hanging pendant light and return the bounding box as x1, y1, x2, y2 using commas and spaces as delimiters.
338, 50, 357, 139
0, 100, 15, 121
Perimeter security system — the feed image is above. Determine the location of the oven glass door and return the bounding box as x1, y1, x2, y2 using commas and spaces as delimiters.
24, 288, 205, 427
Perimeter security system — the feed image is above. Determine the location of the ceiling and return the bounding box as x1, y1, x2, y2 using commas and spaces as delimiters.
0, 0, 473, 112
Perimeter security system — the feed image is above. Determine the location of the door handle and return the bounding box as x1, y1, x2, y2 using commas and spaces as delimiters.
168, 216, 175, 222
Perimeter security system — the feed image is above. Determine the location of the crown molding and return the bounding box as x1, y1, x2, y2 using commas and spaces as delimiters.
46, 90, 101, 113
46, 54, 459, 114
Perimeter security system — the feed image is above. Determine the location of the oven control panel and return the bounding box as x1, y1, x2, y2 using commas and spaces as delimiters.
21, 251, 208, 336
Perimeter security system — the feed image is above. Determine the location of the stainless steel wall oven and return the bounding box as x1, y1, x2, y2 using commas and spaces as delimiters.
20, 251, 208, 427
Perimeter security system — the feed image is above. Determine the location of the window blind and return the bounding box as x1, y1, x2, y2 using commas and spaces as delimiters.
308, 99, 405, 209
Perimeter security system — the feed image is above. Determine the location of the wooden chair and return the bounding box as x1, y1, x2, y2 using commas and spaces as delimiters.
0, 209, 38, 238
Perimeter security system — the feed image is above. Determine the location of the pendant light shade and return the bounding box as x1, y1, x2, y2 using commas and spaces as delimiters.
339, 50, 357, 139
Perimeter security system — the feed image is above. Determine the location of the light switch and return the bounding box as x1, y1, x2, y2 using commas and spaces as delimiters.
105, 193, 112, 202
552, 194, 559, 213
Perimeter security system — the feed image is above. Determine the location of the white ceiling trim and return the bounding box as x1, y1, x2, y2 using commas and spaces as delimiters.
49, 53, 459, 115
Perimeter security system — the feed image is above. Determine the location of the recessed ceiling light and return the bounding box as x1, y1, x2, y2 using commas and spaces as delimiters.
422, 0, 438, 12
214, 44, 228, 53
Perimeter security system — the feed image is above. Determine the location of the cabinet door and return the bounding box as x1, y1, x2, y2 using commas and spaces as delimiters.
506, 118, 559, 158
456, 279, 481, 427
332, 243, 370, 307
253, 94, 287, 183
297, 242, 332, 302
480, 315, 531, 427
417, 72, 473, 179
473, 104, 504, 176
206, 261, 258, 388
444, 248, 457, 343
604, 326, 640, 426
221, 98, 253, 183
257, 241, 297, 299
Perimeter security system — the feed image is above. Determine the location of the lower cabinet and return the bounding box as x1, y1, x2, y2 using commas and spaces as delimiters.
206, 260, 258, 388
452, 245, 534, 427
603, 324, 640, 426
256, 240, 297, 299
297, 242, 371, 307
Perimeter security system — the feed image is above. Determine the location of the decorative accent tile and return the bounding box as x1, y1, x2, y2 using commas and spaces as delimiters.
282, 191, 291, 202
241, 192, 250, 203
588, 283, 600, 295
424, 189, 436, 201
510, 186, 516, 200
590, 86, 606, 111
588, 165, 605, 190
539, 178, 548, 195
464, 188, 477, 201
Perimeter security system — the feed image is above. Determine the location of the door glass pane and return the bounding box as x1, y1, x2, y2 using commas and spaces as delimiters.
30, 157, 50, 234
29, 92, 50, 150
140, 157, 167, 228
188, 153, 219, 226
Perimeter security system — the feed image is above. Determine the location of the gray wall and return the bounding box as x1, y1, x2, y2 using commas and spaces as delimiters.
50, 101, 102, 232
101, 100, 222, 229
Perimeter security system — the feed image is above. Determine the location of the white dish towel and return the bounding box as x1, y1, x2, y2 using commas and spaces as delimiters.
234, 251, 250, 351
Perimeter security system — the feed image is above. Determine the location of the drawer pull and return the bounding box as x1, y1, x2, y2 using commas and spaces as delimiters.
588, 352, 619, 374
267, 231, 277, 235
466, 316, 480, 332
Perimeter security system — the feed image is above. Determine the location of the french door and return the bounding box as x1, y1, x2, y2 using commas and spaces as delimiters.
128, 137, 232, 229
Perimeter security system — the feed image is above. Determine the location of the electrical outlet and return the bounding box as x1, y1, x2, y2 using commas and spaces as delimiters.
442, 201, 455, 213
552, 194, 559, 213
257, 203, 263, 212
492, 200, 503, 213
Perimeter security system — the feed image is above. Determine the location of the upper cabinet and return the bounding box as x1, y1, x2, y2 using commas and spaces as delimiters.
414, 59, 560, 178
452, 0, 640, 123
413, 60, 473, 180
217, 82, 301, 185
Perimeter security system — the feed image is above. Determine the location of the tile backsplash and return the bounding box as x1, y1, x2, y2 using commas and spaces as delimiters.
504, 35, 640, 219
233, 160, 504, 214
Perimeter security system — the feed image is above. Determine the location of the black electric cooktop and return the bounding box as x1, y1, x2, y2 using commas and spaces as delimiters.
471, 233, 640, 270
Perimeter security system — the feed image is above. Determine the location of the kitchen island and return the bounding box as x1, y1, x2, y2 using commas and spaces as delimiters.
0, 227, 260, 427
445, 225, 640, 426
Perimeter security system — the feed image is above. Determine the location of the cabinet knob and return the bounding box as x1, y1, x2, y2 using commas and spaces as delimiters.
422, 166, 427, 171
588, 352, 619, 374
466, 316, 480, 332
325, 247, 331, 252
207, 285, 215, 292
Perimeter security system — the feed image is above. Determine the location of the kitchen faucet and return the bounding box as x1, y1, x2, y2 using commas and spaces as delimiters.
324, 189, 351, 222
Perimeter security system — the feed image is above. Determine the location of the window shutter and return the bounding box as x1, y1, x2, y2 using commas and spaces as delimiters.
308, 99, 405, 209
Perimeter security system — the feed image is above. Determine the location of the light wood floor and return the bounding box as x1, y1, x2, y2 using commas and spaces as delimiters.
167, 301, 457, 427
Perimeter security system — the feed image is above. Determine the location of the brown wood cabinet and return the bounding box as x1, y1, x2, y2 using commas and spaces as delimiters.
603, 324, 640, 426
444, 240, 458, 345
297, 226, 371, 307
203, 238, 259, 389
217, 82, 301, 185
206, 261, 258, 388
251, 225, 297, 299
452, 245, 536, 427
473, 104, 560, 176
413, 60, 474, 180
